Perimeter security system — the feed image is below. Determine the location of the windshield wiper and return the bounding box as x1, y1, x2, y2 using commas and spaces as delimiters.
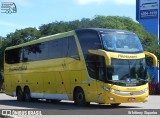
139, 79, 148, 83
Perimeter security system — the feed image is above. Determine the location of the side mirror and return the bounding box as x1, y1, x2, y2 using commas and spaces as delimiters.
88, 49, 111, 66
144, 51, 158, 67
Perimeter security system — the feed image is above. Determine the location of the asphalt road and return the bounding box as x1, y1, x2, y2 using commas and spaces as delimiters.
0, 93, 160, 117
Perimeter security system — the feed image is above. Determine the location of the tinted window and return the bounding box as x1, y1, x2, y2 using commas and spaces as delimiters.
62, 38, 68, 57
76, 30, 102, 56
48, 38, 67, 59
76, 30, 104, 79
5, 48, 22, 64
5, 36, 74, 63
23, 42, 48, 62
68, 36, 79, 59
36, 42, 48, 60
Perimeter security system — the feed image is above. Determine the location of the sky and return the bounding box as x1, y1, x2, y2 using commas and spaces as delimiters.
0, 0, 136, 37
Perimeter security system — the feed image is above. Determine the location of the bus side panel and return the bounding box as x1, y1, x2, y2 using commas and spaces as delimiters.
43, 72, 57, 95
20, 58, 65, 99
64, 57, 86, 100
4, 74, 13, 96
21, 73, 44, 96
80, 70, 98, 103
4, 64, 22, 96
87, 79, 98, 102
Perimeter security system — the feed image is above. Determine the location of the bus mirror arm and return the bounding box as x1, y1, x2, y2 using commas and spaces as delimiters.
70, 55, 80, 60
88, 49, 111, 66
144, 51, 158, 67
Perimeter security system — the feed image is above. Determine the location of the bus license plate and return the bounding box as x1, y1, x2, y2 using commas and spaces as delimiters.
128, 98, 135, 102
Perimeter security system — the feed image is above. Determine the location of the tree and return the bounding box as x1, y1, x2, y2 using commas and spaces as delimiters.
6, 27, 41, 47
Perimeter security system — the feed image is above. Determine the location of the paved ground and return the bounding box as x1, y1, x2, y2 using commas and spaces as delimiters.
0, 93, 159, 118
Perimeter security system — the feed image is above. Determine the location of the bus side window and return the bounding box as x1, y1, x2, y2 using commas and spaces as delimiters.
23, 43, 46, 62
5, 48, 22, 64
36, 42, 48, 60
68, 36, 79, 60
76, 31, 103, 80
48, 39, 63, 59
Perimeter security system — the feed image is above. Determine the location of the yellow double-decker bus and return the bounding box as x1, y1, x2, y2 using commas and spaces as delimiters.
4, 28, 158, 106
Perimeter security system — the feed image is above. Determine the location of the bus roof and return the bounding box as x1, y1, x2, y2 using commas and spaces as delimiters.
5, 28, 134, 50
75, 28, 134, 34
5, 30, 74, 50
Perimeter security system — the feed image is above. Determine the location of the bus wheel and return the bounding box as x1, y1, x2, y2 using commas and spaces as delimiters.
110, 103, 121, 107
17, 87, 23, 101
24, 87, 31, 102
74, 88, 86, 105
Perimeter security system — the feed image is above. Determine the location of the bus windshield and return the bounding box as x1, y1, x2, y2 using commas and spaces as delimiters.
106, 58, 148, 86
101, 32, 143, 52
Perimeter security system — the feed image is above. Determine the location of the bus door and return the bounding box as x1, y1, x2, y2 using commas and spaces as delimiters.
86, 55, 105, 103
86, 54, 99, 102
96, 57, 106, 103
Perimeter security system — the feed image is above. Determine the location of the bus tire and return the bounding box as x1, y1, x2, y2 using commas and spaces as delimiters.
31, 98, 38, 102
24, 87, 31, 102
74, 88, 87, 106
17, 87, 23, 101
110, 103, 121, 107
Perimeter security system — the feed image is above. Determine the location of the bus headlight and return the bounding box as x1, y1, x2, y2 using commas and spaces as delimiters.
102, 86, 118, 93
108, 97, 115, 102
103, 86, 110, 91
141, 88, 148, 93
110, 89, 116, 93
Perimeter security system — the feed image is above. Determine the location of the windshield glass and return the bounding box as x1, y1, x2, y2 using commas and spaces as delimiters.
106, 58, 147, 86
101, 32, 143, 52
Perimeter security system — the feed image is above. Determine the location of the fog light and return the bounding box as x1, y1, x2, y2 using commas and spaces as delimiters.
144, 96, 148, 102
109, 97, 115, 102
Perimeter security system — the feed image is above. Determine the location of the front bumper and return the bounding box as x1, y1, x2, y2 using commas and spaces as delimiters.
105, 91, 148, 104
